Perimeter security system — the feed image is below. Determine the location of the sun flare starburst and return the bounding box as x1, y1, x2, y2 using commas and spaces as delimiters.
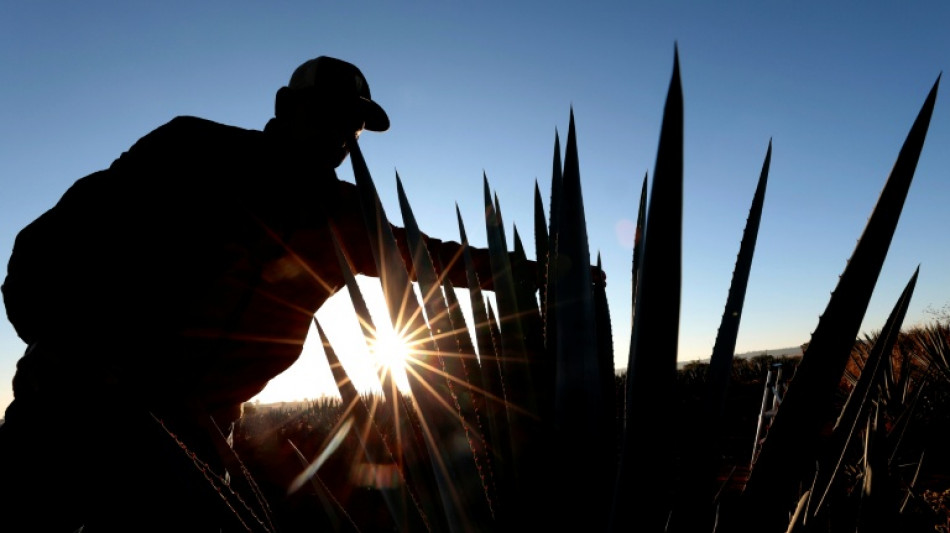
369, 326, 414, 392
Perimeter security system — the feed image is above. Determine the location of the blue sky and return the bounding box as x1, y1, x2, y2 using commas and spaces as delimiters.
1, 2, 949, 407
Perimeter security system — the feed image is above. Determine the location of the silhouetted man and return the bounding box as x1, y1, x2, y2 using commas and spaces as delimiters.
0, 56, 493, 532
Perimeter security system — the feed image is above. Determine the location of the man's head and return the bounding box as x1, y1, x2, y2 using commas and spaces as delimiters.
275, 56, 389, 168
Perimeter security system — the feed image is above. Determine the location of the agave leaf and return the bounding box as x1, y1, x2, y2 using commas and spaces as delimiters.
810, 268, 918, 518
534, 180, 550, 325
544, 130, 564, 351
511, 225, 544, 356
593, 252, 616, 460
395, 172, 494, 527
483, 175, 537, 444
329, 220, 443, 517
439, 274, 498, 515
395, 172, 467, 408
899, 450, 926, 513
857, 402, 901, 532
311, 318, 428, 532
456, 206, 515, 519
668, 140, 772, 530
330, 197, 451, 533
611, 45, 683, 533
328, 223, 387, 399
548, 107, 612, 525
885, 377, 927, 466
708, 141, 771, 419
739, 76, 939, 531
511, 225, 549, 416
785, 490, 811, 533
669, 141, 772, 533
485, 176, 553, 530
630, 172, 648, 325
349, 140, 478, 531
287, 438, 361, 533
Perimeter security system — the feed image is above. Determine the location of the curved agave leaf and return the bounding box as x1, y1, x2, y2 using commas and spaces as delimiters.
708, 141, 772, 420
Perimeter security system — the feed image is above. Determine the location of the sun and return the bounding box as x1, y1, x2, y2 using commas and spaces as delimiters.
369, 325, 413, 392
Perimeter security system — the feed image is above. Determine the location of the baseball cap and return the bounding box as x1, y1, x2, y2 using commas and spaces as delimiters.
288, 56, 390, 132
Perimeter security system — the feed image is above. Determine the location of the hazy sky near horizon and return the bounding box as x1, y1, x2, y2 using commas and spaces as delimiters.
2, 2, 949, 407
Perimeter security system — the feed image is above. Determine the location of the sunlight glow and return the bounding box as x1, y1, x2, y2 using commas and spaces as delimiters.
251, 277, 477, 403
369, 323, 413, 393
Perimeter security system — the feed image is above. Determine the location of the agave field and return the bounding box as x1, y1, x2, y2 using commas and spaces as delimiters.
233, 49, 948, 532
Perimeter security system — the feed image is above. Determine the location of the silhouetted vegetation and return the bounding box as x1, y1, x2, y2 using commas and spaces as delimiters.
234, 341, 950, 532
232, 52, 944, 533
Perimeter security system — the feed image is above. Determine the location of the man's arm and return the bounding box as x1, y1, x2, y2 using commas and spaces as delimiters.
325, 179, 529, 293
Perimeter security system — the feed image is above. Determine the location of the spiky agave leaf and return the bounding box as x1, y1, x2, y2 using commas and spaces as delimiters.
810, 268, 919, 519
611, 45, 684, 533
511, 226, 545, 357
395, 172, 494, 528
287, 438, 362, 533
534, 180, 550, 325
327, 219, 443, 532
739, 75, 940, 532
511, 225, 549, 423
857, 402, 902, 532
455, 206, 516, 521
549, 107, 612, 526
630, 172, 647, 326
544, 130, 564, 352
310, 318, 427, 532
593, 252, 616, 461
349, 140, 477, 532
668, 141, 772, 533
439, 273, 498, 516
482, 175, 538, 464
708, 141, 771, 420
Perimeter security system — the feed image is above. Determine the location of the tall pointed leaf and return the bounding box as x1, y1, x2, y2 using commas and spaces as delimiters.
811, 268, 919, 518
669, 141, 772, 532
329, 211, 446, 533
550, 107, 611, 526
739, 75, 939, 532
534, 180, 550, 325
611, 46, 683, 532
349, 140, 476, 531
395, 172, 494, 527
544, 130, 564, 351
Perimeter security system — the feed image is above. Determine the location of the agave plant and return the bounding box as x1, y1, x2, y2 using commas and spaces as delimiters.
273, 48, 942, 533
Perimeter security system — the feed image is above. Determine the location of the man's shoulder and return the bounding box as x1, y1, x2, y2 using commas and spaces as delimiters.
149, 116, 262, 142
115, 116, 266, 169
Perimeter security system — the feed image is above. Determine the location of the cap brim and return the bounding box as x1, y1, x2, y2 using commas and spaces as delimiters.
360, 98, 390, 132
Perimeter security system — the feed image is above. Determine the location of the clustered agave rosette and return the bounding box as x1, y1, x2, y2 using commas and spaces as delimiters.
289, 48, 942, 532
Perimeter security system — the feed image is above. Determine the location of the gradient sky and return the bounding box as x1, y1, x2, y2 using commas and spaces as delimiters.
2, 2, 949, 408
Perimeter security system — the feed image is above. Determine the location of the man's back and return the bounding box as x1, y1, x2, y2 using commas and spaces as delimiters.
4, 115, 353, 415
